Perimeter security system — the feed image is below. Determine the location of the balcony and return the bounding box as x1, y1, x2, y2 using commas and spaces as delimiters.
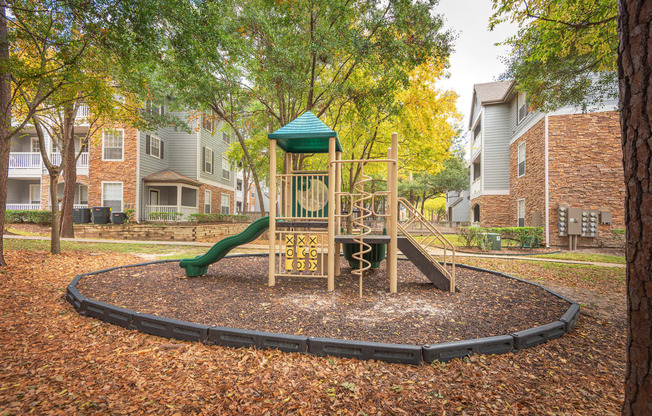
6, 204, 40, 210
8, 153, 41, 176
471, 177, 482, 199
50, 152, 89, 174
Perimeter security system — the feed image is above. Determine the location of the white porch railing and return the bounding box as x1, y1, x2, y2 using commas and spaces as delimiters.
9, 152, 41, 169
73, 204, 89, 209
6, 204, 40, 210
77, 104, 90, 119
471, 178, 482, 199
51, 152, 89, 168
146, 205, 198, 221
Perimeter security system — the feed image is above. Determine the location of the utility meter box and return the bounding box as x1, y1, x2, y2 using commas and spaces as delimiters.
581, 209, 598, 238
600, 211, 612, 224
567, 207, 583, 236
558, 205, 568, 237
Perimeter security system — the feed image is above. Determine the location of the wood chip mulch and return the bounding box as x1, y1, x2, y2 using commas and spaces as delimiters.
0, 250, 626, 415
78, 257, 569, 345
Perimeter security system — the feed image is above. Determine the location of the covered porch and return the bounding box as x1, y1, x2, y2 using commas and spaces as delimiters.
142, 169, 200, 221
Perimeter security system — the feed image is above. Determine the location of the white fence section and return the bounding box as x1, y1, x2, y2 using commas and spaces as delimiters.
146, 205, 198, 221
50, 152, 89, 168
6, 204, 40, 210
9, 152, 41, 169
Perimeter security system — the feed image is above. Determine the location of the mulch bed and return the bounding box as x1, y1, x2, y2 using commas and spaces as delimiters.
78, 256, 570, 345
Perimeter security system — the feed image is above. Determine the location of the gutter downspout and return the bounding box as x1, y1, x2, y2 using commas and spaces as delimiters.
135, 129, 140, 223
544, 115, 550, 248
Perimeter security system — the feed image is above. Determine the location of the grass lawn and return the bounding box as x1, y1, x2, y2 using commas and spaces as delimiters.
537, 251, 626, 264
0, 241, 626, 414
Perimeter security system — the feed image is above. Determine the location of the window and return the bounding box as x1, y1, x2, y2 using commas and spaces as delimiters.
517, 91, 528, 124
237, 179, 242, 191
205, 190, 211, 214
29, 184, 40, 205
202, 111, 214, 132
236, 201, 242, 213
78, 184, 88, 205
473, 121, 481, 141
518, 142, 526, 177
222, 132, 231, 144
221, 194, 230, 214
222, 157, 230, 180
146, 134, 163, 159
102, 182, 123, 212
517, 199, 525, 227
30, 137, 40, 153
102, 129, 124, 161
250, 187, 255, 198
51, 139, 59, 154
203, 147, 214, 174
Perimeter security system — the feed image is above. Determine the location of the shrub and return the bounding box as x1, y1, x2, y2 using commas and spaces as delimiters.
458, 226, 544, 249
459, 226, 482, 248
123, 209, 135, 224
5, 210, 52, 225
187, 213, 249, 223
148, 211, 183, 222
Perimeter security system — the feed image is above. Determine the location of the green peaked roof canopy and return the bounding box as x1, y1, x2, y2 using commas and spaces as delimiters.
268, 111, 343, 153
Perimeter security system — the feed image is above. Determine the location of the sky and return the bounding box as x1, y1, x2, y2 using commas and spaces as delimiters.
434, 0, 520, 132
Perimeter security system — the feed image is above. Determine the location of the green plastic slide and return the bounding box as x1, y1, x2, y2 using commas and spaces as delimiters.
179, 216, 272, 277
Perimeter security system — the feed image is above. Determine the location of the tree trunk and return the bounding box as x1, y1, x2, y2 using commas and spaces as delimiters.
49, 173, 61, 254
618, 0, 652, 414
59, 104, 77, 238
0, 1, 10, 266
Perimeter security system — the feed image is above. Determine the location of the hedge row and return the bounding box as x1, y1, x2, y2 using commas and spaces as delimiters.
187, 213, 249, 223
459, 226, 544, 249
5, 209, 52, 225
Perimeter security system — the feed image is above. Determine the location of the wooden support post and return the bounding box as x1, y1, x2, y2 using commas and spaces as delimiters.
268, 139, 277, 287
284, 152, 291, 218
335, 150, 342, 276
327, 137, 336, 291
388, 132, 399, 293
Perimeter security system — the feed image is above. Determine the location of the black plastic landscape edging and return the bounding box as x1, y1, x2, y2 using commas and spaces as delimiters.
67, 254, 580, 365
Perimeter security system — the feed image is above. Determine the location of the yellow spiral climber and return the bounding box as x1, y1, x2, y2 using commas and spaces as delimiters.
352, 167, 373, 298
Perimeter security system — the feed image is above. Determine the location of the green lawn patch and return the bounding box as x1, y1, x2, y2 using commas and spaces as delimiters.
537, 252, 625, 264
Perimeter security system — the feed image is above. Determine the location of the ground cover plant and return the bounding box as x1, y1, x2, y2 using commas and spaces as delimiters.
0, 242, 626, 414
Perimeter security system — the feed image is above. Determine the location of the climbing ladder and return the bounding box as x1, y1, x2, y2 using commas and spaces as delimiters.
396, 198, 456, 292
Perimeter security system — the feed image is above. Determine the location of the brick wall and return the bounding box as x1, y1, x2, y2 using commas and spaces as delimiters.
547, 111, 625, 247
509, 119, 546, 230
198, 183, 234, 215
87, 126, 138, 211
40, 174, 90, 209
470, 194, 513, 227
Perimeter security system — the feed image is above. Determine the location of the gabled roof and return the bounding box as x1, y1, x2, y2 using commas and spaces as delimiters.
468, 80, 516, 128
142, 169, 201, 186
268, 111, 343, 153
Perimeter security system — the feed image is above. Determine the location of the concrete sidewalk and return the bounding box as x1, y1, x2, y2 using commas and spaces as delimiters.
4, 234, 625, 268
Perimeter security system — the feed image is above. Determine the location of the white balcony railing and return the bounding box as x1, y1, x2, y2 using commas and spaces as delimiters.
9, 152, 41, 169
50, 152, 89, 168
77, 104, 90, 119
146, 205, 198, 221
6, 204, 41, 210
471, 178, 482, 198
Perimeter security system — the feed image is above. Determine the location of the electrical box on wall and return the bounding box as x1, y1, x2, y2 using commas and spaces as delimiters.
558, 205, 568, 236
567, 207, 583, 236
600, 211, 612, 224
581, 209, 598, 237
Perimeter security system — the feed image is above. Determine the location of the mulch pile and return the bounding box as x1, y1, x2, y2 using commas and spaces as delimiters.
0, 250, 626, 414
79, 257, 569, 345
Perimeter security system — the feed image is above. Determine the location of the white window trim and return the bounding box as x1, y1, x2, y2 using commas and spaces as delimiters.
29, 184, 40, 205
204, 147, 213, 173
150, 135, 162, 159
102, 129, 125, 161
149, 189, 160, 205
517, 91, 528, 124
101, 181, 124, 212
221, 193, 230, 214
517, 198, 525, 226
205, 189, 212, 213
30, 137, 41, 153
518, 141, 526, 178
222, 156, 230, 180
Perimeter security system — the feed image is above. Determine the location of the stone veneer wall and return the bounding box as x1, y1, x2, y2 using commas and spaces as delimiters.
509, 119, 546, 230
546, 111, 625, 247
74, 222, 248, 242
470, 194, 513, 228
87, 126, 138, 211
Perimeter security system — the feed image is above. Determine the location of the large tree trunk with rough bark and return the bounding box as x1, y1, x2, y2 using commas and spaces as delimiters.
0, 1, 10, 266
618, 0, 652, 414
59, 105, 77, 238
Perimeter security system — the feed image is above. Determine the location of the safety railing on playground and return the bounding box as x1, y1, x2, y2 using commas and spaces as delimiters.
397, 197, 456, 291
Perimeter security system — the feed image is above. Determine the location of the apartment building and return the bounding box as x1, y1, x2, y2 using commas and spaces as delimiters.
7, 107, 236, 221
468, 80, 624, 247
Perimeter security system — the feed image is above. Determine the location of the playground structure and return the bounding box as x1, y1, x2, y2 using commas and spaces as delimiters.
181, 111, 456, 294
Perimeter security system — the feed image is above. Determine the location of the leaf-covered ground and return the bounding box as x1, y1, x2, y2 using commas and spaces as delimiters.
0, 250, 626, 415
